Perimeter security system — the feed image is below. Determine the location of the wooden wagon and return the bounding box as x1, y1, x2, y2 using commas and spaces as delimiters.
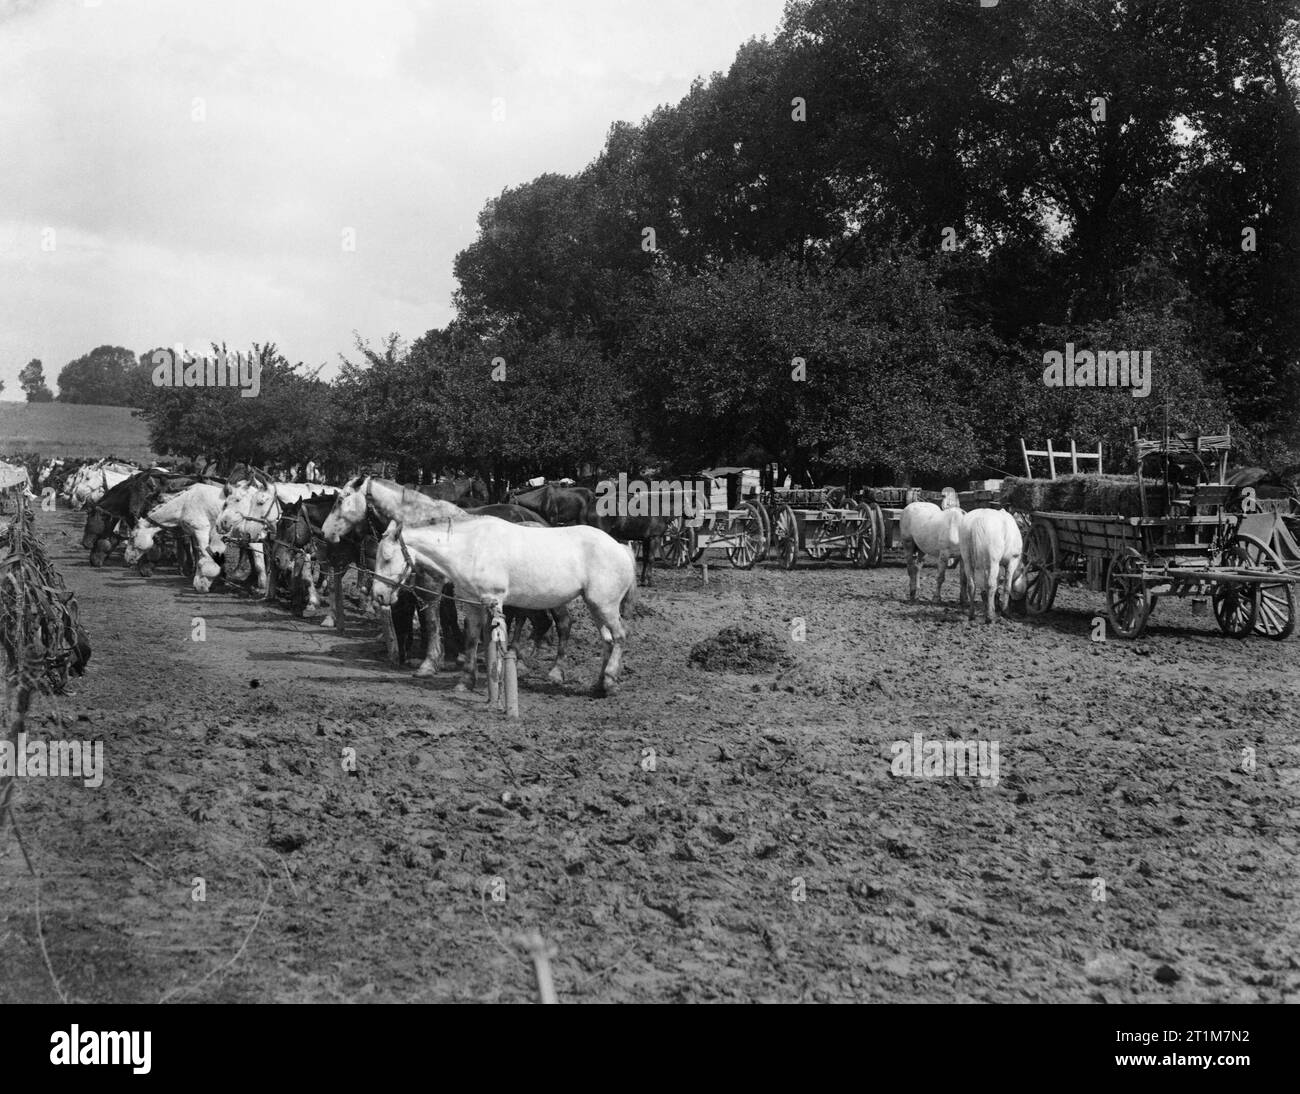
1015, 432, 1300, 639
659, 470, 769, 570
761, 485, 879, 569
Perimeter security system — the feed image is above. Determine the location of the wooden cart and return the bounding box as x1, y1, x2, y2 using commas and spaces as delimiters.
1016, 433, 1300, 639
659, 472, 769, 570
761, 486, 879, 570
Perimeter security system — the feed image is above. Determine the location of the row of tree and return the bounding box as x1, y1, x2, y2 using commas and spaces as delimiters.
15, 0, 1300, 489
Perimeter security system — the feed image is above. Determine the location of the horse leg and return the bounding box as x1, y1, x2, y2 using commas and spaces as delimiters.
457, 605, 483, 691
248, 542, 267, 594
641, 538, 653, 586
584, 592, 627, 697
505, 608, 528, 663
547, 606, 571, 684
413, 581, 444, 676
191, 522, 221, 593
904, 539, 920, 600
983, 559, 998, 623
529, 609, 554, 658
437, 583, 461, 661
934, 552, 946, 602
377, 603, 402, 664
391, 590, 415, 665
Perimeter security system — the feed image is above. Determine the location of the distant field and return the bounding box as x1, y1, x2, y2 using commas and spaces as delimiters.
0, 401, 158, 462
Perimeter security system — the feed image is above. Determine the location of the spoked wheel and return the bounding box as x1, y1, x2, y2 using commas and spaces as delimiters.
1021, 518, 1059, 615
869, 502, 887, 567
1212, 581, 1257, 638
850, 503, 874, 569
805, 516, 831, 561
1235, 532, 1296, 639
660, 514, 696, 568
774, 505, 799, 570
753, 500, 772, 555
1105, 548, 1154, 639
689, 515, 707, 564
727, 502, 767, 570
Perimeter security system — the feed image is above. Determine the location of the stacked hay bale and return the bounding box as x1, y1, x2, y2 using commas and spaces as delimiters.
1000, 474, 1168, 517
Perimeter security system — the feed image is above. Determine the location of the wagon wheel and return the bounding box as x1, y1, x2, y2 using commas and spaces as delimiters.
688, 513, 707, 563
774, 505, 799, 570
805, 515, 832, 560
1105, 547, 1154, 639
1212, 580, 1257, 638
753, 499, 772, 552
727, 503, 767, 570
869, 502, 887, 567
1021, 519, 1059, 615
1235, 532, 1295, 640
660, 514, 695, 568
850, 502, 874, 569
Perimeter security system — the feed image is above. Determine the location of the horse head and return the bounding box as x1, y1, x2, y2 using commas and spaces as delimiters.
369, 519, 409, 606
321, 477, 370, 542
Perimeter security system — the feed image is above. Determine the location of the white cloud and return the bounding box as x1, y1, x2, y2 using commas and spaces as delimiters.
0, 0, 786, 399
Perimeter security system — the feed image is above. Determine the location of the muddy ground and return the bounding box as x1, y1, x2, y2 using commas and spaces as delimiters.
1, 505, 1297, 1003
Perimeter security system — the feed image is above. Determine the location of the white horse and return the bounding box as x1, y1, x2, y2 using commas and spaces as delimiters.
899, 487, 966, 602
215, 478, 339, 540
125, 483, 263, 593
324, 478, 635, 696
319, 476, 568, 683
959, 508, 1027, 623
65, 459, 139, 509
214, 476, 337, 607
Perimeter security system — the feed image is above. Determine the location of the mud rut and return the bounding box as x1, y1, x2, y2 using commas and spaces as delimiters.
1, 507, 1296, 1002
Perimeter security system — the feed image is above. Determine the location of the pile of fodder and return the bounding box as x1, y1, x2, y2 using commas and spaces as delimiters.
1000, 475, 1169, 517
688, 625, 792, 673
0, 508, 92, 693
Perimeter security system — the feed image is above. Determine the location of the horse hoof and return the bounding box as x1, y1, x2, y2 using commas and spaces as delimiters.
454, 682, 468, 693
319, 614, 334, 628
414, 664, 436, 678
547, 667, 565, 684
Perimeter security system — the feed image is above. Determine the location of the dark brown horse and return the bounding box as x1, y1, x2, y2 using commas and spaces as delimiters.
509, 484, 598, 527
82, 469, 213, 569
417, 475, 490, 506
512, 482, 671, 584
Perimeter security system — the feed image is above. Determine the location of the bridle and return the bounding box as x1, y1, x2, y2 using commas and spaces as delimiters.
224, 481, 282, 543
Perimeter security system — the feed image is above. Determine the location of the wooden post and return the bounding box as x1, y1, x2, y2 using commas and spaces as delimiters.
1070, 438, 1079, 475
504, 651, 519, 719
1046, 439, 1057, 479
1133, 426, 1148, 517
332, 569, 345, 634
264, 544, 277, 602
1020, 438, 1031, 478
702, 562, 709, 585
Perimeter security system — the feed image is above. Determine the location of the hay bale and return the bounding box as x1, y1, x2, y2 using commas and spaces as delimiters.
999, 477, 1045, 510
1001, 473, 1170, 516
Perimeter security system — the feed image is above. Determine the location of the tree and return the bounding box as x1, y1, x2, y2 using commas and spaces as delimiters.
55, 345, 145, 405
19, 359, 53, 402
134, 343, 333, 470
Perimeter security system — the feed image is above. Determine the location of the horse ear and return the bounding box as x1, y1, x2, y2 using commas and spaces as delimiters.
384, 518, 401, 538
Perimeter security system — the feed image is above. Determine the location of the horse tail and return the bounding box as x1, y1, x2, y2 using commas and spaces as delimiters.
620, 552, 638, 621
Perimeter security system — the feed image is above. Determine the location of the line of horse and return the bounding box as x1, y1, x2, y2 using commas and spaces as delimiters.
64, 465, 643, 696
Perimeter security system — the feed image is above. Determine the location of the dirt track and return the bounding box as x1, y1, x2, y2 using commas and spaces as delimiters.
2, 505, 1297, 1002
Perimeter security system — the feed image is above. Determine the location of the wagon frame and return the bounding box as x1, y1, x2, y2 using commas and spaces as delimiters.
759, 486, 879, 570
1015, 430, 1300, 640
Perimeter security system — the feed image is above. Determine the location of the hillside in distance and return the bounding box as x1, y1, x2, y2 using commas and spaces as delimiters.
0, 402, 158, 463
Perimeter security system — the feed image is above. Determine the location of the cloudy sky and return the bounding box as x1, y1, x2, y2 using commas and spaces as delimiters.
0, 0, 786, 399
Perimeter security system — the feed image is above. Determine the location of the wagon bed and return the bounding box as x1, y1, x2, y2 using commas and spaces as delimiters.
1017, 454, 1300, 639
